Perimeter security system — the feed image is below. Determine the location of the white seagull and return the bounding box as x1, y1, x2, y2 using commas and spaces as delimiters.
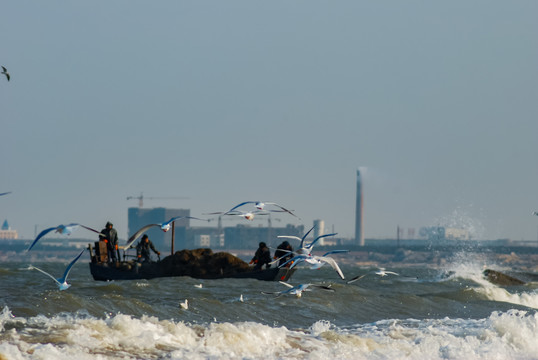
1, 66, 9, 81
262, 281, 334, 298
123, 216, 207, 249
29, 249, 86, 290
228, 201, 300, 219
374, 268, 399, 277
27, 223, 102, 252
205, 209, 285, 221
180, 299, 189, 310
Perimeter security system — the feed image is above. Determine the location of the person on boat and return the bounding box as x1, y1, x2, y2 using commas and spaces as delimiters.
249, 242, 272, 270
99, 221, 119, 263
274, 240, 293, 267
136, 234, 160, 263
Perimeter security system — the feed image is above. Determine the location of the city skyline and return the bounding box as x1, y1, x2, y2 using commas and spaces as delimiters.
2, 2, 537, 241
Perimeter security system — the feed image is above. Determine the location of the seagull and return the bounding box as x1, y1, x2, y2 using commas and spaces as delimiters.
239, 294, 244, 302
1, 66, 9, 81
205, 209, 284, 221
279, 250, 348, 280
194, 283, 203, 288
374, 268, 399, 277
228, 201, 300, 219
27, 223, 102, 252
180, 299, 188, 310
29, 249, 86, 290
123, 216, 207, 249
262, 281, 334, 298
0, 191, 12, 197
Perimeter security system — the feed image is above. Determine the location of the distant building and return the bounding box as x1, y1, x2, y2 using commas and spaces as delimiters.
128, 207, 191, 250
419, 226, 470, 241
0, 220, 18, 240
355, 169, 364, 246
313, 219, 325, 245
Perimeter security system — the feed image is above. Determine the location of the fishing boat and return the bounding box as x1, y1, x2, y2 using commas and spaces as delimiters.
88, 241, 295, 282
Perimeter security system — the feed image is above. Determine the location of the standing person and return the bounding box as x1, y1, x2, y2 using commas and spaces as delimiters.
250, 242, 272, 270
274, 240, 293, 267
136, 234, 160, 263
100, 221, 119, 263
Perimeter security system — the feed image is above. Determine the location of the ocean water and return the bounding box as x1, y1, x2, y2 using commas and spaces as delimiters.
0, 252, 537, 359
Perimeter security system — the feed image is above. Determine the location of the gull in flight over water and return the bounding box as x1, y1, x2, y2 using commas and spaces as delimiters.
262, 281, 334, 298
180, 299, 189, 310
1, 66, 9, 81
227, 201, 300, 219
0, 191, 12, 197
123, 216, 208, 249
27, 223, 102, 252
29, 249, 86, 290
374, 268, 399, 277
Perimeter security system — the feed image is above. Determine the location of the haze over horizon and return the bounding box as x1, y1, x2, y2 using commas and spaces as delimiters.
2, 2, 537, 242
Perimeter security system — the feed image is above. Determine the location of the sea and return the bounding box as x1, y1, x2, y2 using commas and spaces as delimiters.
1, 250, 537, 360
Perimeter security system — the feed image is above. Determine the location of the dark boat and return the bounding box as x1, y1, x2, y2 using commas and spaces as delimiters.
88, 242, 295, 282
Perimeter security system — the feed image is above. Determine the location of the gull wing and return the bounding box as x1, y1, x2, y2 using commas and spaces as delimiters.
299, 226, 315, 248
310, 284, 335, 292
27, 227, 57, 251
163, 216, 208, 227
316, 256, 345, 280
79, 224, 103, 236
306, 233, 338, 250
228, 201, 256, 212
346, 274, 367, 284
30, 265, 61, 286
58, 249, 86, 284
264, 202, 300, 219
123, 224, 159, 249
278, 255, 306, 269
321, 250, 349, 257
0, 191, 12, 196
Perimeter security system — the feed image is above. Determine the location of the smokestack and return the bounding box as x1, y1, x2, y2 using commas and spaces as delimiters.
355, 169, 364, 246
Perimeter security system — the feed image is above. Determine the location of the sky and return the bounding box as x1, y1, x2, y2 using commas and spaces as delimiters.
1, 1, 537, 242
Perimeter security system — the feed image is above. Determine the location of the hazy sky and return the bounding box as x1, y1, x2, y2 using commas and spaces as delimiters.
2, 1, 537, 241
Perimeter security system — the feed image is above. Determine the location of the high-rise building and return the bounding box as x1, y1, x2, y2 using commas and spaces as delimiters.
355, 169, 364, 246
128, 207, 190, 250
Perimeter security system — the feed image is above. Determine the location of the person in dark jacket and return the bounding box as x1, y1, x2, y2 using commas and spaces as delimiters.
99, 221, 119, 263
136, 234, 160, 263
274, 240, 294, 267
250, 242, 272, 270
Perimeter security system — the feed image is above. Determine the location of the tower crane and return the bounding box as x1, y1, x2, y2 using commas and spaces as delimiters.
126, 192, 189, 208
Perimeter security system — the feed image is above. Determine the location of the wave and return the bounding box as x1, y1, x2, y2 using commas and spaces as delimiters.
1, 307, 537, 359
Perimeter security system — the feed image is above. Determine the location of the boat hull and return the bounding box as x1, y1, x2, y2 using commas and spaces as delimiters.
89, 261, 295, 282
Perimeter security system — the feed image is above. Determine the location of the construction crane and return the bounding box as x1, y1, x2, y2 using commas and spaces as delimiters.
126, 192, 189, 208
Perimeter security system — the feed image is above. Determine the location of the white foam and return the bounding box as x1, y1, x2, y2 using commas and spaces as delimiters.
1, 308, 537, 359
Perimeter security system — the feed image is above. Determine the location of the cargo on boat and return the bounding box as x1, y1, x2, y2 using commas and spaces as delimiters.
88, 241, 295, 282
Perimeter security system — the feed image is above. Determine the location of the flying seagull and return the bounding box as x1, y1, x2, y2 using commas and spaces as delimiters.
204, 209, 286, 221
1, 66, 9, 81
374, 268, 399, 277
228, 201, 300, 219
123, 216, 208, 249
0, 192, 12, 197
180, 299, 189, 310
262, 281, 334, 298
278, 250, 348, 280
29, 249, 86, 290
27, 223, 102, 252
